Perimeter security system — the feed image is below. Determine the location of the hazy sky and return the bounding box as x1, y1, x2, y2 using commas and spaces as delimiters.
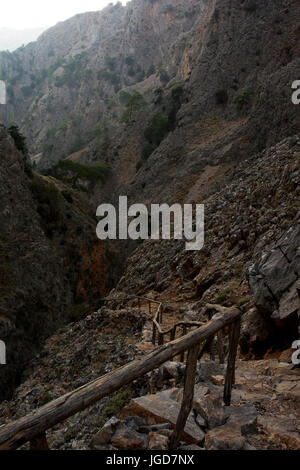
0, 1, 126, 30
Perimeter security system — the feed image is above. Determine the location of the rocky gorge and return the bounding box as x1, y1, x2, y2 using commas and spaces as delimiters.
0, 0, 299, 451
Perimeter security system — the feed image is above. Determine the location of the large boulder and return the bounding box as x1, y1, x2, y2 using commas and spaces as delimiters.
248, 222, 300, 345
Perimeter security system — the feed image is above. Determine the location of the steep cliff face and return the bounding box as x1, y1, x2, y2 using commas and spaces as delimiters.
119, 0, 300, 206
0, 0, 298, 208
0, 126, 116, 399
0, 0, 201, 169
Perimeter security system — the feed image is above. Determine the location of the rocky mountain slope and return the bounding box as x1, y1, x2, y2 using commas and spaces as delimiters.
0, 126, 118, 400
0, 0, 299, 451
0, 28, 46, 52
0, 0, 299, 205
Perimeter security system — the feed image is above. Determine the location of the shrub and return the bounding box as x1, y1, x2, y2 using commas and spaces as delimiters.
7, 125, 28, 156
154, 87, 164, 104
121, 91, 146, 123
8, 125, 32, 176
21, 85, 33, 97
51, 159, 111, 189
125, 56, 135, 66
119, 90, 132, 105
171, 85, 184, 103
96, 389, 131, 429
144, 113, 169, 146
30, 176, 61, 237
55, 53, 87, 88
233, 90, 254, 108
159, 69, 170, 84
105, 56, 117, 71
141, 142, 156, 161
167, 106, 178, 131
147, 64, 156, 77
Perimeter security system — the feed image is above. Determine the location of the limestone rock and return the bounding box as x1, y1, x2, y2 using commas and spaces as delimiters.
226, 403, 258, 436
193, 394, 226, 430
205, 422, 247, 450
248, 223, 300, 335
111, 422, 148, 450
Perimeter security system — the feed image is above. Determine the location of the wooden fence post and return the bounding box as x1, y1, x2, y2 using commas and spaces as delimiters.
152, 323, 156, 345
180, 326, 187, 362
171, 326, 176, 341
0, 308, 241, 450
160, 305, 163, 324
217, 330, 224, 364
223, 319, 240, 406
169, 345, 199, 449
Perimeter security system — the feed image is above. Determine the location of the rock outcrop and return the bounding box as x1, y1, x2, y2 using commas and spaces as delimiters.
249, 222, 300, 343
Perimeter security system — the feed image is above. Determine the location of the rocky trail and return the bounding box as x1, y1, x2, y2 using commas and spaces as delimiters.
0, 293, 299, 450
91, 358, 300, 451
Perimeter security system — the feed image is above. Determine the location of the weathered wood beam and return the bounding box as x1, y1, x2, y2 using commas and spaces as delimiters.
169, 345, 199, 449
223, 319, 241, 406
0, 308, 241, 450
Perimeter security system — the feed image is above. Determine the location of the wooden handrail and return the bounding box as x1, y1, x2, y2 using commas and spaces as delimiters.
0, 308, 242, 450
102, 292, 206, 346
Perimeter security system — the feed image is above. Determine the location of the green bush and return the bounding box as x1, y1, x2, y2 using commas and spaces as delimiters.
8, 125, 28, 156
119, 90, 132, 105
147, 64, 156, 77
125, 56, 135, 66
233, 90, 254, 108
159, 69, 170, 84
30, 176, 61, 237
121, 91, 146, 123
141, 142, 156, 160
55, 53, 87, 88
51, 159, 111, 189
154, 87, 164, 104
171, 85, 184, 103
8, 125, 32, 176
105, 56, 117, 71
96, 389, 131, 429
144, 113, 169, 146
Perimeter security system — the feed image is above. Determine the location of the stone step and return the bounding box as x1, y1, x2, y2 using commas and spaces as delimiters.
121, 388, 205, 445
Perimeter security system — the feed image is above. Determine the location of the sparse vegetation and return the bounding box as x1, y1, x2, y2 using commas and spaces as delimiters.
96, 388, 131, 429
233, 90, 254, 108
30, 175, 61, 237
144, 112, 169, 146
7, 125, 32, 176
49, 159, 111, 190
121, 91, 146, 123
55, 53, 87, 88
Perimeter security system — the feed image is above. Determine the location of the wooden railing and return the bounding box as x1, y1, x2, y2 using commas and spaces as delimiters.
102, 293, 205, 351
0, 299, 242, 451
